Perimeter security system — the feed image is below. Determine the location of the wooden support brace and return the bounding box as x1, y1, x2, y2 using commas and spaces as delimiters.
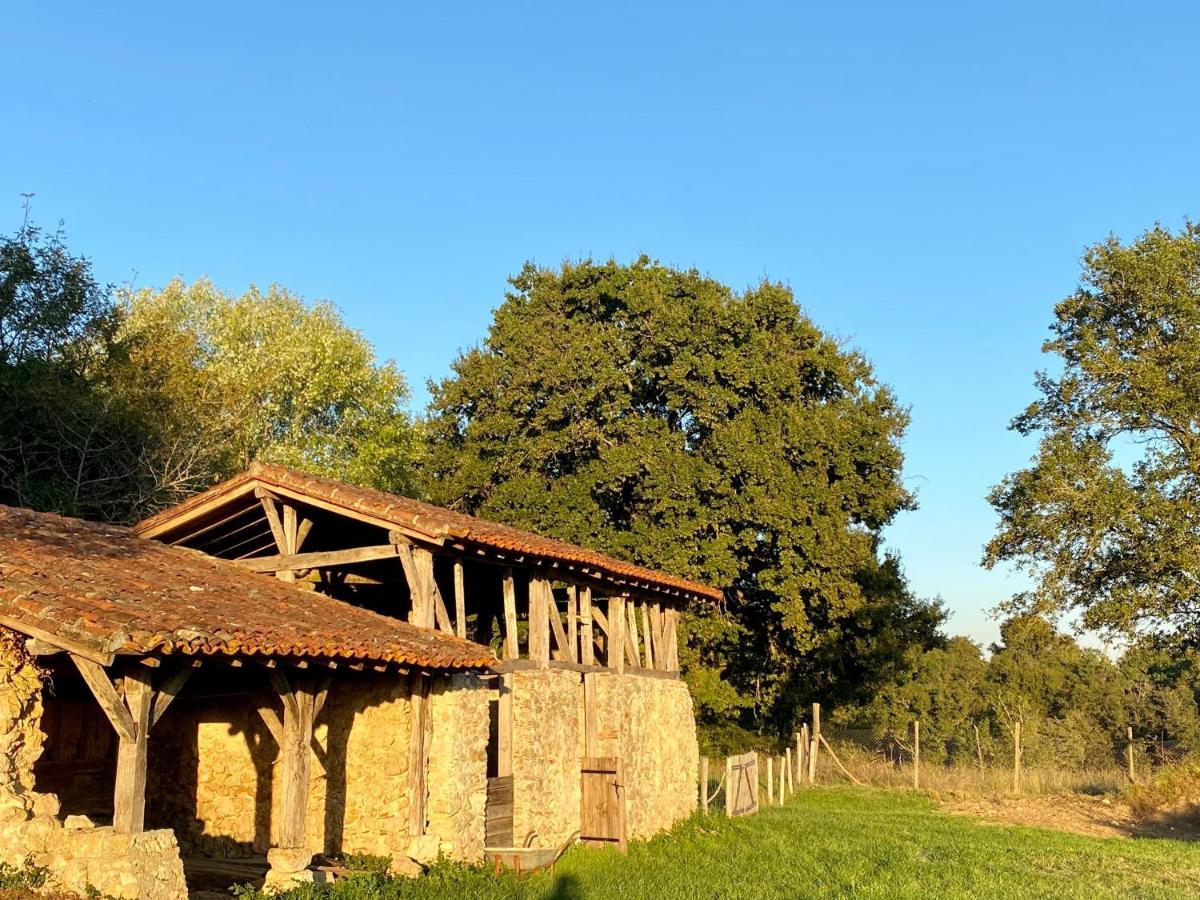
502, 569, 519, 660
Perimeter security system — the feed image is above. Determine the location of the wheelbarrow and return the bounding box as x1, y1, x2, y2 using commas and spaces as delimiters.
487, 830, 580, 875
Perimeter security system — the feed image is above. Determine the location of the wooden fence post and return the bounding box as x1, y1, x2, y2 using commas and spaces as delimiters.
700, 757, 709, 813
913, 719, 920, 790
1012, 720, 1022, 793
725, 755, 734, 818
800, 725, 810, 784
767, 756, 774, 805
808, 703, 820, 783
1127, 726, 1136, 782
785, 747, 793, 796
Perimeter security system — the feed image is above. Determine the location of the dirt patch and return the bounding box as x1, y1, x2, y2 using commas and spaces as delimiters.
940, 793, 1200, 842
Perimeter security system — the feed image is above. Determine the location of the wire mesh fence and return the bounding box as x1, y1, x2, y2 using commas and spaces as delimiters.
818, 716, 1200, 796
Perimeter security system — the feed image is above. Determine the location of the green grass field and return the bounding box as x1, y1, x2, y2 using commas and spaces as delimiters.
260, 787, 1200, 899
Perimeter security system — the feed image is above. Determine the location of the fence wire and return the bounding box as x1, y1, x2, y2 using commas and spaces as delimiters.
817, 721, 1199, 796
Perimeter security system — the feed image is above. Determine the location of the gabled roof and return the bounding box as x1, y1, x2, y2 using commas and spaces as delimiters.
0, 504, 495, 669
135, 463, 723, 603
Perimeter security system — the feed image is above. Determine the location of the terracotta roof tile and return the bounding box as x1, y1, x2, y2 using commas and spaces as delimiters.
0, 505, 495, 669
135, 463, 722, 602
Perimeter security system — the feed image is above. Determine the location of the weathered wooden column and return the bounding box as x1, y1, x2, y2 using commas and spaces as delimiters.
71, 655, 195, 835
408, 675, 432, 837
262, 669, 325, 890
113, 666, 153, 833
579, 587, 594, 666
607, 596, 625, 673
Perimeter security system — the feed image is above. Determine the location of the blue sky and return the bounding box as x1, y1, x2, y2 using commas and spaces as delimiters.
4, 1, 1198, 646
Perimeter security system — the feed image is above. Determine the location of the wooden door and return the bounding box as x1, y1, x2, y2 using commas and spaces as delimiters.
725, 751, 759, 817
580, 756, 627, 852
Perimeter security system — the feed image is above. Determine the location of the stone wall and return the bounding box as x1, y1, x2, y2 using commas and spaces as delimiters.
0, 629, 186, 899
149, 670, 416, 859
511, 668, 582, 848
592, 673, 699, 839
427, 673, 489, 861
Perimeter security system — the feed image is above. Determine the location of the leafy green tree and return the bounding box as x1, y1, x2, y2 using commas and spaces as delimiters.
115, 278, 420, 511
423, 257, 915, 730
986, 222, 1200, 642
0, 222, 148, 520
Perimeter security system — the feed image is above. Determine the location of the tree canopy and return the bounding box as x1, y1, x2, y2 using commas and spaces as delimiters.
0, 223, 145, 520
423, 257, 920, 730
116, 278, 419, 510
986, 222, 1200, 642
0, 220, 419, 522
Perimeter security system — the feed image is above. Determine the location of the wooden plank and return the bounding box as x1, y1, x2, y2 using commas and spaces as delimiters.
257, 704, 284, 745
71, 656, 135, 741
454, 560, 467, 639
497, 673, 513, 778
583, 672, 599, 757
235, 544, 400, 573
5, 617, 113, 666
149, 662, 196, 729
591, 604, 609, 635
259, 495, 288, 552
663, 608, 680, 670
409, 675, 432, 835
484, 776, 514, 848
529, 576, 550, 665
502, 569, 519, 660
623, 600, 641, 669
113, 665, 152, 833
607, 597, 625, 674
567, 586, 579, 664
699, 757, 709, 813
579, 587, 594, 666
641, 603, 655, 670
547, 587, 569, 660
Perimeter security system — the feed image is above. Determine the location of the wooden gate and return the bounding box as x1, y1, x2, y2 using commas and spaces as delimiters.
726, 751, 759, 817
580, 756, 627, 852
485, 775, 514, 848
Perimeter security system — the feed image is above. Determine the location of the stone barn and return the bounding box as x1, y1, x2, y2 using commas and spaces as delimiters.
0, 464, 716, 896
136, 464, 715, 851
0, 505, 493, 897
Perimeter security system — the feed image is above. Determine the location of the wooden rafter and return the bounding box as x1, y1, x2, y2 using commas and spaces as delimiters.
234, 544, 400, 573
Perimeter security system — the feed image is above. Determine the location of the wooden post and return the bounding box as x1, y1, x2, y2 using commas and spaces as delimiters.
270, 669, 317, 853
72, 656, 195, 835
799, 726, 810, 785
608, 596, 625, 673
502, 569, 519, 660
1012, 720, 1022, 793
1127, 726, 1136, 782
579, 587, 595, 666
567, 586, 579, 663
794, 732, 804, 785
453, 560, 466, 639
113, 665, 152, 834
498, 673, 513, 777
913, 719, 920, 790
780, 756, 787, 803
808, 703, 820, 783
627, 600, 643, 668
725, 755, 734, 818
409, 675, 432, 835
785, 748, 793, 795
529, 576, 551, 665
767, 755, 774, 806
641, 603, 655, 669
700, 757, 709, 813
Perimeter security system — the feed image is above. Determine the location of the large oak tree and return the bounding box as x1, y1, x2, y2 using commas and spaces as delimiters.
423, 257, 918, 730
